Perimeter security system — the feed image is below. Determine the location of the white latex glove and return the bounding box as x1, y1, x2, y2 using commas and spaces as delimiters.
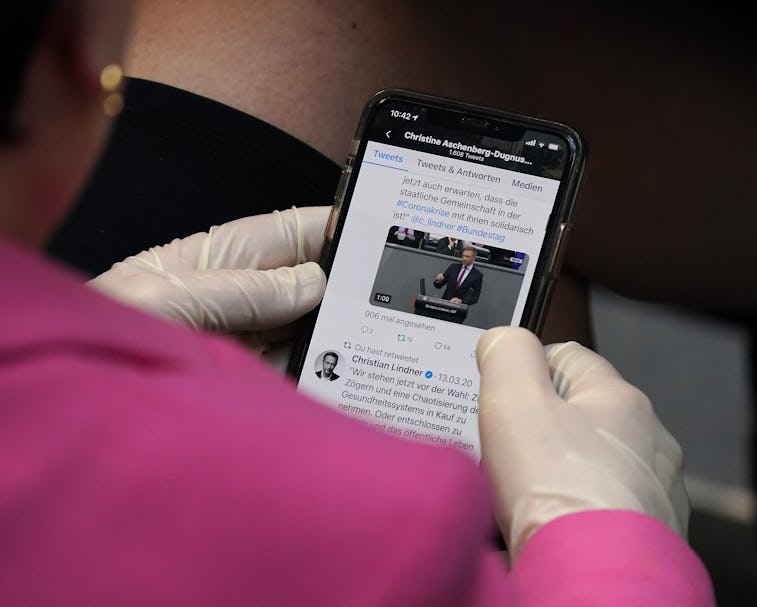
88, 207, 329, 354
476, 327, 688, 561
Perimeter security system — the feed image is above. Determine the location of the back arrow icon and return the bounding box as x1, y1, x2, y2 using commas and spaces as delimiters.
385, 130, 392, 139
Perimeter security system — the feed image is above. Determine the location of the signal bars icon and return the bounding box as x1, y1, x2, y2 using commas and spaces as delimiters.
525, 139, 537, 147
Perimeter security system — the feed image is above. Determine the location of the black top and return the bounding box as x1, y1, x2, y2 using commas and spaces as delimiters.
47, 77, 341, 276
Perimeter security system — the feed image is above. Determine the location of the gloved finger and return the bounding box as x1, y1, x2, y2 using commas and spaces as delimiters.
206, 206, 330, 270
476, 327, 563, 555
176, 261, 325, 332
544, 341, 633, 404
477, 327, 558, 424
545, 342, 686, 502
476, 327, 565, 501
121, 261, 326, 332
128, 206, 331, 273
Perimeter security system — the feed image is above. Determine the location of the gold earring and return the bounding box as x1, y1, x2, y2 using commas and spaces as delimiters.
100, 64, 124, 117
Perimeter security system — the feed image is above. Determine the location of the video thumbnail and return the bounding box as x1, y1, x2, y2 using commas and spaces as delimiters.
369, 226, 528, 330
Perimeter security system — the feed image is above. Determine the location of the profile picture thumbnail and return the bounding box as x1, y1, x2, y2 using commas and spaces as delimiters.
314, 350, 341, 382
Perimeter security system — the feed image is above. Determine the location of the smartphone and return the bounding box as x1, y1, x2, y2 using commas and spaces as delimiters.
289, 89, 585, 459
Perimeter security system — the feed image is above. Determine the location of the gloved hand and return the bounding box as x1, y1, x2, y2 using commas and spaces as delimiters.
476, 327, 688, 561
88, 206, 329, 354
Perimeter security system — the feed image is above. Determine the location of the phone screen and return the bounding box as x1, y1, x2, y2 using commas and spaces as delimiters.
294, 92, 582, 459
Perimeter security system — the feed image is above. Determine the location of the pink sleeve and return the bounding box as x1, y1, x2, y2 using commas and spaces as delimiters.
0, 239, 717, 606
508, 510, 715, 607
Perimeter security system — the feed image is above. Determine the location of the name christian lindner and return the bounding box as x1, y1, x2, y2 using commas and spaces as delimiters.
351, 353, 423, 376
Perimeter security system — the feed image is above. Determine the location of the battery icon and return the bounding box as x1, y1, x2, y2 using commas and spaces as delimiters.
548, 143, 560, 151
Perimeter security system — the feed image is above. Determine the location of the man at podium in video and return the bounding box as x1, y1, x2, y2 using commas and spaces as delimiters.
412, 246, 483, 324
434, 247, 483, 306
